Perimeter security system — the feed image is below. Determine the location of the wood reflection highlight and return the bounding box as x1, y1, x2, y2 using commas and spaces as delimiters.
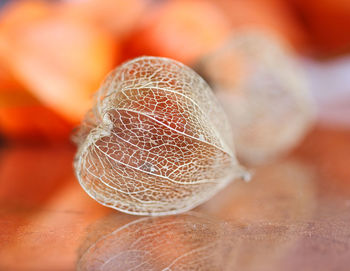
78, 213, 233, 271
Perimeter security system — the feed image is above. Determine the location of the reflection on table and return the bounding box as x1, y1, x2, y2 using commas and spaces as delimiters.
0, 125, 350, 270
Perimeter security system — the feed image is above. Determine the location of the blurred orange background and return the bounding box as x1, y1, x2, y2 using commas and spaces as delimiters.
0, 1, 350, 270
0, 0, 349, 143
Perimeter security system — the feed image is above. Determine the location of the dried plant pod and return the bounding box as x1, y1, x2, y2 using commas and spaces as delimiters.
74, 56, 245, 216
196, 32, 315, 164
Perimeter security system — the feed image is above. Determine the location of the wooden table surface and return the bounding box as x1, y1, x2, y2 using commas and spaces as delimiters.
0, 124, 349, 271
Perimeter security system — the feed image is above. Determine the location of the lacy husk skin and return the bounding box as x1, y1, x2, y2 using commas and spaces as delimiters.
74, 56, 247, 216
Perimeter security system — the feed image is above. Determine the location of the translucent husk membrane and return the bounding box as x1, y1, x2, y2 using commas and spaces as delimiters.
74, 56, 245, 216
196, 32, 315, 165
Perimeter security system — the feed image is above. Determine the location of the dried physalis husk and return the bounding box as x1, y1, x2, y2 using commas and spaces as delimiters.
74, 56, 245, 216
196, 32, 315, 164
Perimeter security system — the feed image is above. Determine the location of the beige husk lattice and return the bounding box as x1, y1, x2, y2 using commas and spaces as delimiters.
74, 56, 245, 215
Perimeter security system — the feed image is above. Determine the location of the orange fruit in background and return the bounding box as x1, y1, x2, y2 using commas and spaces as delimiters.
211, 0, 307, 51
125, 0, 231, 65
0, 59, 21, 91
286, 0, 350, 56
61, 0, 150, 39
0, 88, 72, 142
0, 0, 118, 123
0, 54, 72, 141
